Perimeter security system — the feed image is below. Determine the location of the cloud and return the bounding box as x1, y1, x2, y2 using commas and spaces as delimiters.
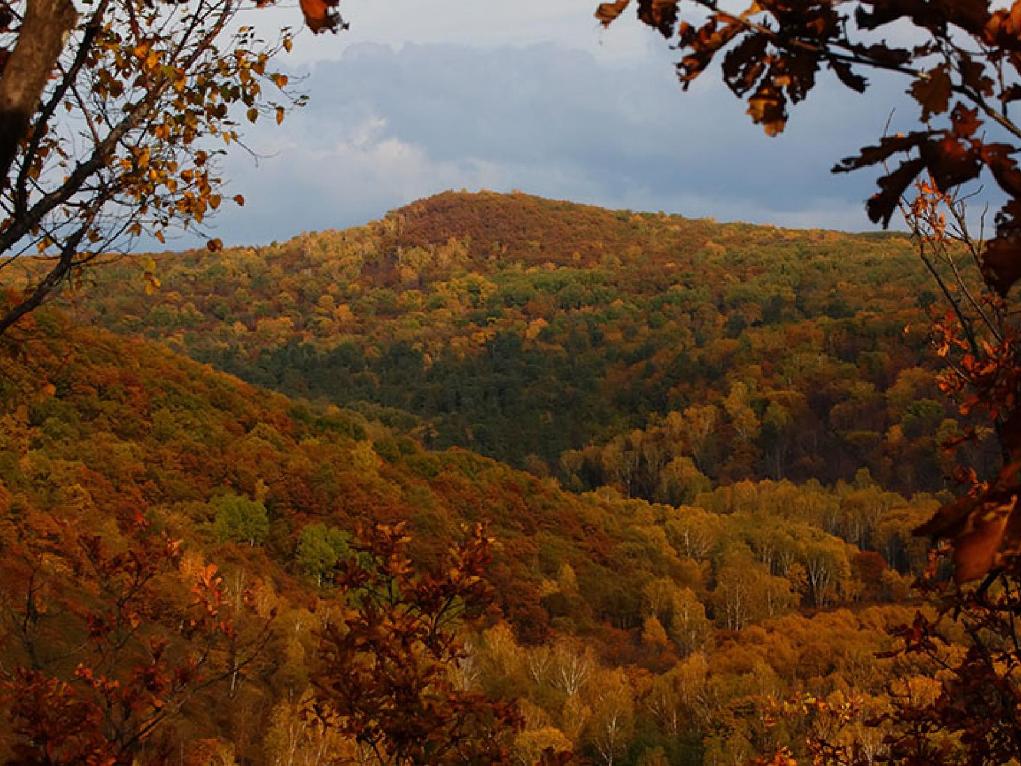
248, 0, 656, 65
192, 38, 938, 247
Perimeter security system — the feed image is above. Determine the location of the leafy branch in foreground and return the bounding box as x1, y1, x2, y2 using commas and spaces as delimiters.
0, 0, 345, 337
0, 512, 273, 764
312, 522, 530, 765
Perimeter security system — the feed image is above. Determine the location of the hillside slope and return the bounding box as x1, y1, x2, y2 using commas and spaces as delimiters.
0, 310, 932, 764
76, 191, 985, 496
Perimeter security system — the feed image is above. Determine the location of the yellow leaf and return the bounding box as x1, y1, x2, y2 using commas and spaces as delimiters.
275, 106, 285, 125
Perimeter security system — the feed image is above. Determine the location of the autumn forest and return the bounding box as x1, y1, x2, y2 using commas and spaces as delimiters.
4, 1, 1021, 766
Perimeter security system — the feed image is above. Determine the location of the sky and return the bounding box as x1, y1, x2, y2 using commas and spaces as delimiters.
192, 0, 926, 248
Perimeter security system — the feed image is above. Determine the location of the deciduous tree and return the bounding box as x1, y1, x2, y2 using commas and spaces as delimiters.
1, 513, 271, 764
0, 0, 344, 336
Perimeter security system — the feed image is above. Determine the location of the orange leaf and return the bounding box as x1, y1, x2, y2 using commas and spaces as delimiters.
300, 0, 343, 34
953, 505, 1010, 582
596, 0, 631, 26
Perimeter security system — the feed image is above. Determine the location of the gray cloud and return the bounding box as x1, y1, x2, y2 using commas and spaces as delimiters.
196, 38, 931, 248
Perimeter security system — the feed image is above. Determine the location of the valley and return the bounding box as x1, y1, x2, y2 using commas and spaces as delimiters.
0, 192, 971, 764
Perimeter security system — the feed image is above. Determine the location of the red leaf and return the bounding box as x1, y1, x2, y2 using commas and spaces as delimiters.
300, 0, 345, 34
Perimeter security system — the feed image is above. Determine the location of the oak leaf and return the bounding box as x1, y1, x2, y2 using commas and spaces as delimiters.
910, 65, 952, 121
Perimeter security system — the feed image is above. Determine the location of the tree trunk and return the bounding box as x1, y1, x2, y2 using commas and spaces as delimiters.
0, 0, 78, 192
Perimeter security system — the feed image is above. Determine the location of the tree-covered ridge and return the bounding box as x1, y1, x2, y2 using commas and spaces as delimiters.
4, 0, 1021, 759
0, 311, 940, 764
76, 191, 988, 495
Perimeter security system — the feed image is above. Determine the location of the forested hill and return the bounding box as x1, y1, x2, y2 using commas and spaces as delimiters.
76, 190, 985, 498
0, 192, 973, 764
0, 307, 936, 764
391, 190, 706, 265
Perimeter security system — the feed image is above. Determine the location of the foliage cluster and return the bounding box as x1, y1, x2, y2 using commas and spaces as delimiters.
0, 310, 943, 764
69, 191, 996, 498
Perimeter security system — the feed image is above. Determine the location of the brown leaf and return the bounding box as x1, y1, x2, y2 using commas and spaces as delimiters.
746, 84, 787, 136
980, 142, 1021, 198
829, 59, 868, 93
950, 103, 981, 139
958, 53, 995, 97
675, 17, 743, 89
917, 456, 1021, 581
866, 156, 927, 226
782, 51, 820, 104
858, 0, 989, 36
833, 131, 932, 175
921, 135, 982, 191
985, 2, 1021, 49
595, 0, 630, 26
637, 0, 679, 38
910, 65, 952, 122
952, 504, 1010, 582
722, 33, 768, 96
849, 42, 913, 68
983, 231, 1021, 295
916, 489, 975, 541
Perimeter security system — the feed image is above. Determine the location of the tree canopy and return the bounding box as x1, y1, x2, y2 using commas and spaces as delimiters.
5, 1, 1021, 764
597, 0, 1021, 585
